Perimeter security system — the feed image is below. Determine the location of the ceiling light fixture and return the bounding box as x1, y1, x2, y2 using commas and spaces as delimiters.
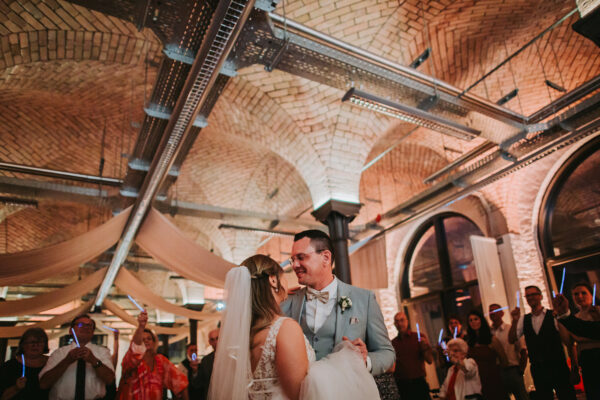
496, 89, 519, 106
342, 88, 480, 140
218, 223, 295, 237
409, 47, 431, 69
0, 196, 38, 208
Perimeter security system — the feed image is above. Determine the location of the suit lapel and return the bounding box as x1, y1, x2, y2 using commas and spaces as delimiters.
291, 288, 306, 323
334, 280, 350, 344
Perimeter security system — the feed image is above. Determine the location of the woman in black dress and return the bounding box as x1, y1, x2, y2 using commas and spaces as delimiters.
0, 328, 50, 400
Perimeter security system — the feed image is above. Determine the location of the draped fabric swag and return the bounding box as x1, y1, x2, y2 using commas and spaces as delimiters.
0, 300, 94, 338
135, 208, 235, 288
0, 207, 131, 286
114, 268, 221, 321
102, 299, 190, 335
349, 234, 388, 289
0, 268, 107, 317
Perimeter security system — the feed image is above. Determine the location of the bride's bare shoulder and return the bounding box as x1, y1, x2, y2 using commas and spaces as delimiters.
277, 318, 305, 342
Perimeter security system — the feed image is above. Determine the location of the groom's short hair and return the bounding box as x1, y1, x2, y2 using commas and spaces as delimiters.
294, 230, 335, 266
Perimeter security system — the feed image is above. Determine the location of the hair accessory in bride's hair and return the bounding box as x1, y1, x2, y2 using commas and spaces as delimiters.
250, 271, 268, 279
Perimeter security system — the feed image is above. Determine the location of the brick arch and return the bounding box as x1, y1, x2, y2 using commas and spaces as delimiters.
0, 29, 162, 70
0, 60, 156, 178
211, 76, 331, 207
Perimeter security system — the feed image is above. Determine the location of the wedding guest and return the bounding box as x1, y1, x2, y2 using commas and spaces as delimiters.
438, 315, 466, 375
466, 310, 508, 400
567, 282, 600, 400
177, 343, 202, 399
39, 314, 115, 400
439, 338, 482, 400
0, 328, 49, 400
488, 304, 529, 400
509, 285, 577, 400
553, 293, 600, 339
392, 311, 433, 400
117, 311, 188, 400
196, 329, 219, 400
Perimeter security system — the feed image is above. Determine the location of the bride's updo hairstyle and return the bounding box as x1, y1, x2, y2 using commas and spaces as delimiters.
241, 254, 284, 344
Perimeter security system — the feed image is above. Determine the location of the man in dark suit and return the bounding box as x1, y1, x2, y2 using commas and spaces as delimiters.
195, 328, 219, 400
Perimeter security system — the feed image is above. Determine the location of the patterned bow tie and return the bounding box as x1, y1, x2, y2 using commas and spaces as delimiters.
306, 288, 329, 303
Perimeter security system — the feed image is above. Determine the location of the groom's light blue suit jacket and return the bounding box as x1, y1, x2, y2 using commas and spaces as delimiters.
281, 279, 395, 376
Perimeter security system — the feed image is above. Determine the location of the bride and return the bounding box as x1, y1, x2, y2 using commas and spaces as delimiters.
207, 254, 380, 400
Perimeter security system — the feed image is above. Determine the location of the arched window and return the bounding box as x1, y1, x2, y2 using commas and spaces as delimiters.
539, 136, 600, 301
401, 213, 484, 387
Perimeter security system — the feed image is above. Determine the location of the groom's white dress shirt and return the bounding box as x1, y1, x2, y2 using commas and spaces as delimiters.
305, 277, 337, 332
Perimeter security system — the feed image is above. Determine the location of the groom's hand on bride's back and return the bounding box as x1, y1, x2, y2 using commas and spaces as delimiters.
343, 336, 368, 362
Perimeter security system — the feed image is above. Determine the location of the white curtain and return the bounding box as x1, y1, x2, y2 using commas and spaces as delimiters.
470, 235, 509, 313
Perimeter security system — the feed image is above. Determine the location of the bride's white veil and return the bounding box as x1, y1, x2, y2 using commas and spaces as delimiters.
207, 266, 252, 400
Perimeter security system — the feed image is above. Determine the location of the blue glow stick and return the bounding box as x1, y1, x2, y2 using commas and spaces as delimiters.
593, 284, 597, 307
559, 267, 566, 294
440, 341, 450, 361
21, 354, 25, 377
552, 290, 556, 298
516, 290, 520, 308
191, 353, 197, 361
103, 325, 118, 332
127, 295, 145, 312
416, 323, 421, 342
490, 306, 508, 314
454, 327, 457, 339
438, 328, 444, 344
71, 328, 80, 348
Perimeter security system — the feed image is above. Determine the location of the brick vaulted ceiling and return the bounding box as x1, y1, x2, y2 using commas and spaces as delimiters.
1, 0, 599, 318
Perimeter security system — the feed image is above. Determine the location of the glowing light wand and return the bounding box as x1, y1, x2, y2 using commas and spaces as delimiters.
21, 354, 25, 377
127, 295, 145, 312
559, 267, 566, 295
71, 328, 80, 348
593, 284, 597, 307
416, 323, 421, 342
454, 327, 458, 339
103, 325, 118, 332
490, 306, 508, 314
192, 353, 197, 361
438, 328, 444, 344
516, 290, 520, 308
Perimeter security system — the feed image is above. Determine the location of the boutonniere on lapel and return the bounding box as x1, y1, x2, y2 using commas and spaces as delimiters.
338, 296, 352, 313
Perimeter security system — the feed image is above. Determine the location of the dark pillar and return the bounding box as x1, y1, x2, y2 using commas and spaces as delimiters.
312, 200, 361, 284
189, 319, 198, 345
185, 304, 204, 346
157, 323, 173, 357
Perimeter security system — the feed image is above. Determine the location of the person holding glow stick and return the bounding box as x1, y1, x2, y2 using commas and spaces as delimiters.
488, 304, 529, 400
117, 310, 189, 400
508, 285, 577, 400
438, 315, 466, 377
0, 328, 49, 400
466, 310, 508, 400
567, 282, 600, 400
40, 314, 115, 399
391, 312, 433, 400
177, 342, 203, 399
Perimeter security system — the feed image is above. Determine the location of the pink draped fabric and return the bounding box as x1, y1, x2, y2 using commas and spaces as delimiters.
135, 208, 234, 288
114, 268, 221, 321
0, 300, 93, 338
349, 234, 388, 289
0, 268, 106, 317
0, 207, 131, 286
102, 298, 188, 335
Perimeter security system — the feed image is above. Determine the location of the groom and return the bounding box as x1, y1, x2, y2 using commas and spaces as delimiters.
281, 229, 395, 376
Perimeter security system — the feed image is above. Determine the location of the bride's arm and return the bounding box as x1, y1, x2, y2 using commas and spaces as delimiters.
275, 319, 309, 400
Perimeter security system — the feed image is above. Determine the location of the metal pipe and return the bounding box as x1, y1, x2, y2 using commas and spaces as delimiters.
94, 0, 257, 307
268, 12, 527, 124
423, 141, 496, 184
0, 161, 123, 187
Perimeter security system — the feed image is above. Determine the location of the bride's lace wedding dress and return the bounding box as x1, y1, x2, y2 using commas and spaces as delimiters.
249, 317, 380, 400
